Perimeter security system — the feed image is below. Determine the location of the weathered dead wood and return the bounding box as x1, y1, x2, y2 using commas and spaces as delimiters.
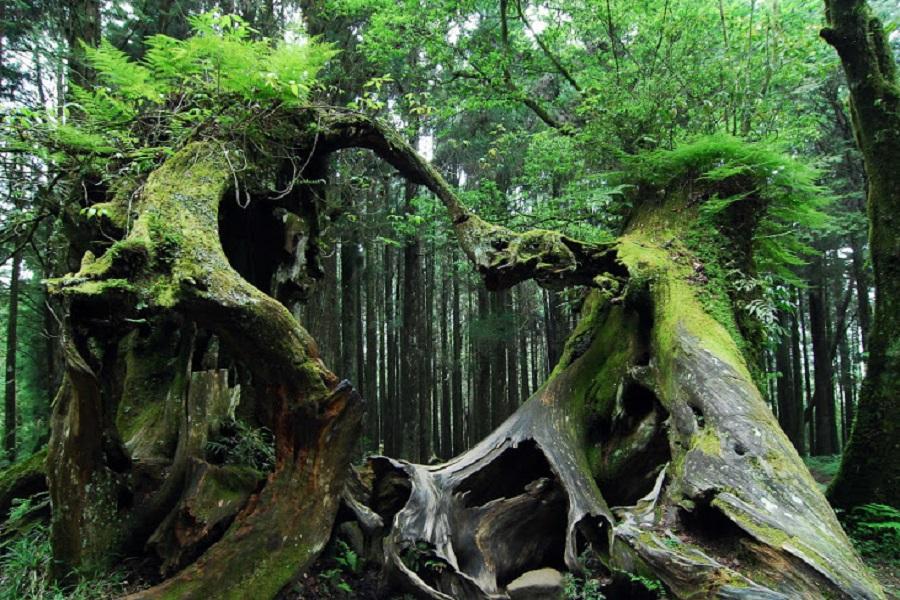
347, 230, 884, 599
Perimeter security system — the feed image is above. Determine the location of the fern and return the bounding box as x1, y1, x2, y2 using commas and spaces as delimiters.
28, 11, 336, 183
624, 134, 831, 281
84, 39, 161, 103
842, 503, 900, 562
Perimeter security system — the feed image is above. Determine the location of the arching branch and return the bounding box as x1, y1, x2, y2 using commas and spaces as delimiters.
316, 110, 627, 291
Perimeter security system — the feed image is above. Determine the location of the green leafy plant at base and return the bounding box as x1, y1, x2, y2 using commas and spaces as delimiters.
840, 503, 900, 563
205, 418, 276, 472
563, 572, 606, 600
333, 539, 360, 575
0, 514, 129, 599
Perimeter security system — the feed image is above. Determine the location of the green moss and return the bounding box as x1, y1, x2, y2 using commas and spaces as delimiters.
0, 448, 47, 514
712, 497, 792, 549
189, 465, 261, 523
617, 234, 750, 382
48, 278, 137, 297
690, 428, 722, 457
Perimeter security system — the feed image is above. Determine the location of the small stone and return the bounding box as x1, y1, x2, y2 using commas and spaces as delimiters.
507, 568, 564, 600
336, 521, 365, 556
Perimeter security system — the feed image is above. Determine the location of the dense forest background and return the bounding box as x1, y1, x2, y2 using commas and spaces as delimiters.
0, 0, 899, 598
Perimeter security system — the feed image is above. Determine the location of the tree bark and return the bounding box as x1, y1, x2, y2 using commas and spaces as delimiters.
822, 0, 900, 508
402, 180, 423, 461
451, 266, 464, 456
789, 306, 807, 456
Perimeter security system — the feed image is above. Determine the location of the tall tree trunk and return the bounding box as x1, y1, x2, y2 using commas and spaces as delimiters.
544, 289, 565, 374
440, 257, 451, 459
808, 256, 838, 455
384, 242, 398, 456
505, 289, 519, 416
775, 310, 802, 451
340, 235, 360, 383
425, 244, 436, 460
798, 290, 814, 446
364, 238, 379, 450
402, 180, 423, 461
790, 306, 807, 455
451, 266, 464, 456
4, 250, 22, 460
823, 0, 900, 508
491, 289, 507, 428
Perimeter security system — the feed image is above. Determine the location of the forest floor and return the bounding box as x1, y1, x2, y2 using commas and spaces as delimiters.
804, 455, 900, 599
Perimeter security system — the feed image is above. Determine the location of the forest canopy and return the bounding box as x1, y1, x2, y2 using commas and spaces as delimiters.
0, 1, 898, 599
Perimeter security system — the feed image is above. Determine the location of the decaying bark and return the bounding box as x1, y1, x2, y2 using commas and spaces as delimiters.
42, 108, 884, 599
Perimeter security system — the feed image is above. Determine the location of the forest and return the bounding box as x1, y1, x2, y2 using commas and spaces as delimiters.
0, 0, 898, 598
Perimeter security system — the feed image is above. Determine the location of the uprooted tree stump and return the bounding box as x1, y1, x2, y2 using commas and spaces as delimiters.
41, 108, 884, 599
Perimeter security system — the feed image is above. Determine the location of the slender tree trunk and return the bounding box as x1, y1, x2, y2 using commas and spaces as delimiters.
517, 287, 530, 404
790, 306, 807, 455
384, 243, 398, 456
775, 310, 801, 451
4, 250, 22, 460
364, 238, 379, 450
440, 256, 451, 459
505, 289, 518, 416
475, 287, 491, 441
340, 235, 360, 383
425, 244, 436, 460
491, 290, 507, 428
451, 266, 464, 456
402, 181, 422, 461
798, 290, 814, 446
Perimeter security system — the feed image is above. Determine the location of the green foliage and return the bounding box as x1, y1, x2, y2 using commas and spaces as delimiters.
205, 418, 275, 472
333, 539, 360, 574
563, 572, 606, 600
626, 573, 668, 597
0, 516, 128, 600
804, 454, 843, 483
20, 12, 336, 182
840, 504, 900, 562
626, 134, 830, 280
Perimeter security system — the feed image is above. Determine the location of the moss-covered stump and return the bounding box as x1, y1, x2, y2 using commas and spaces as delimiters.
348, 193, 883, 599
43, 138, 366, 597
